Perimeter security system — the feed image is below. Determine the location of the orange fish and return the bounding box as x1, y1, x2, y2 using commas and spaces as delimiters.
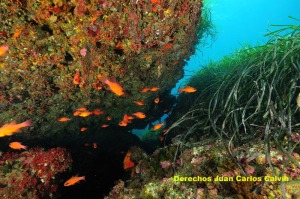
58, 117, 71, 122
93, 109, 103, 115
119, 121, 127, 126
0, 44, 9, 56
73, 71, 81, 85
9, 142, 27, 150
80, 127, 87, 132
162, 129, 168, 133
151, 0, 160, 3
93, 143, 97, 149
159, 136, 164, 142
178, 86, 197, 93
154, 98, 159, 104
78, 111, 93, 117
123, 152, 135, 170
119, 114, 129, 126
76, 107, 87, 112
153, 122, 164, 130
127, 115, 134, 120
64, 175, 85, 186
99, 75, 124, 96
150, 87, 160, 91
134, 101, 145, 106
73, 111, 81, 116
101, 124, 109, 128
141, 88, 150, 93
0, 120, 32, 137
107, 116, 112, 121
132, 112, 146, 119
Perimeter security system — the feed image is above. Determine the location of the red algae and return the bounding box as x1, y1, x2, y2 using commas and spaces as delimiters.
0, 147, 72, 198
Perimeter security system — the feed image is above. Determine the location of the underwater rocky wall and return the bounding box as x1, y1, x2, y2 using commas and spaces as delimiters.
0, 0, 203, 139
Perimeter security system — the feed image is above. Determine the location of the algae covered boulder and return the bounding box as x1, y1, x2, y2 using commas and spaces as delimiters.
0, 0, 204, 139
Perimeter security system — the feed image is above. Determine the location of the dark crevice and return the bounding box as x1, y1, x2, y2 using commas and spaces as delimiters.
64, 52, 73, 62
41, 24, 53, 35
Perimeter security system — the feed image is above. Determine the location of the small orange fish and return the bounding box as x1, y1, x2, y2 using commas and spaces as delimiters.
9, 142, 27, 150
0, 44, 9, 56
134, 101, 145, 106
0, 120, 32, 137
73, 111, 81, 116
141, 88, 150, 93
80, 127, 87, 132
178, 86, 197, 93
159, 136, 164, 142
93, 143, 97, 149
127, 115, 134, 120
154, 98, 159, 104
76, 107, 87, 112
73, 71, 81, 85
153, 122, 164, 131
132, 112, 146, 119
151, 0, 160, 3
123, 152, 135, 170
101, 124, 109, 128
107, 116, 112, 121
93, 109, 103, 115
150, 87, 160, 91
119, 121, 127, 126
78, 111, 93, 117
58, 117, 71, 122
99, 75, 124, 96
119, 114, 129, 126
64, 175, 85, 186
162, 129, 168, 133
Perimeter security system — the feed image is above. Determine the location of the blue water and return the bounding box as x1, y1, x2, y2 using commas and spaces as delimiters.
133, 0, 300, 137
172, 0, 300, 95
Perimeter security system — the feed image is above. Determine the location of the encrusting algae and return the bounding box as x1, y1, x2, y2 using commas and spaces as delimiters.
0, 0, 205, 139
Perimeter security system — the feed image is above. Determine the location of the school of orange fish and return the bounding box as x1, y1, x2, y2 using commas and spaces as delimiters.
0, 43, 197, 186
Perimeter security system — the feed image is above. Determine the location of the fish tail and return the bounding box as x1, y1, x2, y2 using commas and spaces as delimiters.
178, 88, 183, 93
23, 145, 28, 150
99, 75, 109, 85
21, 120, 32, 127
82, 176, 86, 181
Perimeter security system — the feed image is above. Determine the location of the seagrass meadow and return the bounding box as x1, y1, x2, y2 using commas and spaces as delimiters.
157, 21, 300, 198
167, 21, 300, 146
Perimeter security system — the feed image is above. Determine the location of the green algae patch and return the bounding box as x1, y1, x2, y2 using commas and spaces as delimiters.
0, 0, 209, 139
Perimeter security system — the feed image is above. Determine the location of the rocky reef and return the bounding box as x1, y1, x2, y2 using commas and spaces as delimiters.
105, 141, 300, 198
0, 0, 204, 140
0, 147, 72, 198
